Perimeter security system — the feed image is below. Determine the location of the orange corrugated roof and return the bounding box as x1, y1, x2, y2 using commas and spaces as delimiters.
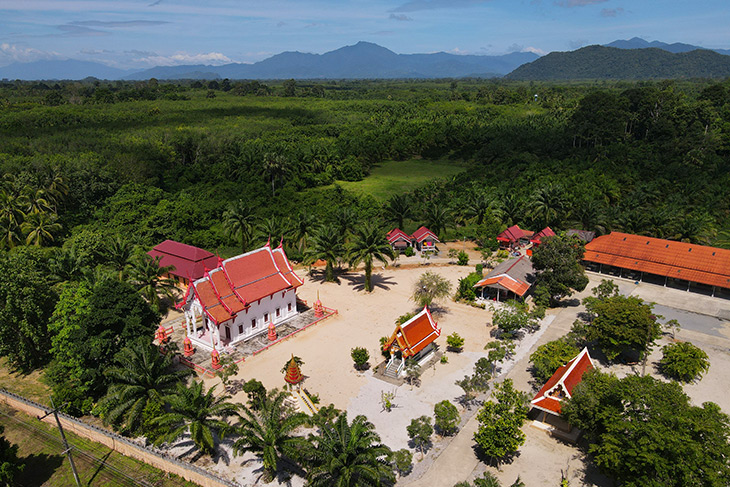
474, 275, 531, 296
383, 307, 440, 358
584, 233, 730, 289
531, 348, 594, 416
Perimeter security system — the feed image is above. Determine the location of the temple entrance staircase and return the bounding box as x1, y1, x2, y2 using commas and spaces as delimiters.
384, 358, 402, 379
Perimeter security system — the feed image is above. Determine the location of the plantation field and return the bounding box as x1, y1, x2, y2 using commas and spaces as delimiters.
326, 158, 468, 200
0, 403, 199, 487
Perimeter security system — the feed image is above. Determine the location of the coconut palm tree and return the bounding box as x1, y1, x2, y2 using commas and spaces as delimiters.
423, 202, 451, 240
152, 380, 237, 456
291, 211, 316, 253
332, 207, 359, 240
348, 222, 395, 293
223, 199, 257, 253
102, 236, 136, 280
128, 254, 177, 311
304, 224, 345, 282
48, 247, 85, 286
21, 212, 62, 246
384, 194, 412, 230
257, 216, 291, 246
98, 337, 192, 434
261, 152, 290, 196
304, 412, 395, 487
230, 388, 309, 482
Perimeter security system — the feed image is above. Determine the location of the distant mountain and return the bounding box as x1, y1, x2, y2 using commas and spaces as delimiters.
0, 60, 134, 80
505, 45, 730, 81
125, 42, 539, 80
605, 37, 730, 56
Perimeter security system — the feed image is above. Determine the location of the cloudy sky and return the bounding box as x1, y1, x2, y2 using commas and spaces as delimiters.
1, 0, 729, 69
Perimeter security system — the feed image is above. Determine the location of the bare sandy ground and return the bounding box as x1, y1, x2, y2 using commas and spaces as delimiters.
174, 262, 730, 487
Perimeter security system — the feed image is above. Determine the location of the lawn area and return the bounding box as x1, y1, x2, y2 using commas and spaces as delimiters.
330, 158, 467, 200
0, 358, 51, 404
0, 403, 200, 487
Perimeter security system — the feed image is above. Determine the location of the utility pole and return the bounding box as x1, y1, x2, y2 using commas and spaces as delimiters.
39, 399, 81, 487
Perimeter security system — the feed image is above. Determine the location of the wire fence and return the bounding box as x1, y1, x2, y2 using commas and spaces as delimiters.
0, 389, 241, 487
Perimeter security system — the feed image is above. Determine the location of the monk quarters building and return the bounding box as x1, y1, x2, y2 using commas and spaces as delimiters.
583, 232, 730, 299
178, 243, 303, 352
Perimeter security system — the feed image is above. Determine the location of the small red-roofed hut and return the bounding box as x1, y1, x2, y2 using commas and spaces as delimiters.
382, 307, 440, 377
386, 228, 413, 253
411, 226, 440, 253
473, 255, 534, 301
531, 348, 594, 430
147, 240, 219, 286
496, 225, 528, 249
530, 227, 556, 247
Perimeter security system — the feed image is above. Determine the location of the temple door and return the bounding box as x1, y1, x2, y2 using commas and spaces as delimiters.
225, 326, 231, 341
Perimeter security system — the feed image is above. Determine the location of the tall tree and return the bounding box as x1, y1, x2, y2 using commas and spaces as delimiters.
384, 194, 412, 230
223, 199, 257, 253
128, 254, 178, 312
531, 234, 588, 307
0, 425, 24, 486
423, 202, 451, 240
21, 211, 62, 246
412, 271, 452, 307
153, 381, 238, 456
473, 379, 530, 465
261, 152, 290, 196
304, 412, 395, 487
304, 224, 345, 282
230, 388, 309, 482
98, 337, 192, 434
102, 236, 136, 280
348, 222, 395, 292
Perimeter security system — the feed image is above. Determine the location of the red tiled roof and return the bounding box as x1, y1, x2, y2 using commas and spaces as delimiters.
530, 227, 556, 245
497, 225, 526, 243
584, 232, 730, 289
411, 226, 440, 243
383, 307, 440, 358
531, 348, 594, 415
148, 240, 218, 281
182, 244, 302, 325
387, 228, 412, 244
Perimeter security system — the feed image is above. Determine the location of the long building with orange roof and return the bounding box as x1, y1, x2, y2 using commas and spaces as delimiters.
179, 243, 303, 351
583, 232, 730, 298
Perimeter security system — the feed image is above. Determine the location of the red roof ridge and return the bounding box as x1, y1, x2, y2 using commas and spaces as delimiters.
383, 306, 441, 358
412, 226, 440, 243
531, 347, 594, 415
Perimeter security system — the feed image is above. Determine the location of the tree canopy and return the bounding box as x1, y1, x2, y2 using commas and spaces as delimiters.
531, 234, 588, 307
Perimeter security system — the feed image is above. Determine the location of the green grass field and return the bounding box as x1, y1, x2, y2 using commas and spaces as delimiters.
328, 158, 467, 200
0, 404, 200, 487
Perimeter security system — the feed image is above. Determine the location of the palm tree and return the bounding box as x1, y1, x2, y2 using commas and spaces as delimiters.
332, 207, 359, 240
465, 193, 498, 226
423, 202, 451, 240
261, 152, 290, 196
304, 224, 345, 282
21, 212, 62, 246
128, 254, 178, 311
230, 388, 309, 482
257, 216, 290, 246
530, 184, 566, 229
348, 222, 396, 293
498, 194, 523, 227
102, 236, 136, 280
48, 247, 85, 286
223, 200, 257, 253
291, 211, 316, 253
568, 198, 607, 236
304, 412, 395, 487
152, 380, 238, 456
98, 337, 192, 434
384, 194, 412, 230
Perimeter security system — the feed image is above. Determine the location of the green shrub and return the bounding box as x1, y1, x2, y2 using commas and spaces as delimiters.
434, 399, 460, 436
404, 246, 415, 257
457, 250, 469, 265
351, 347, 370, 370
456, 271, 482, 301
659, 342, 710, 382
529, 339, 581, 383
446, 332, 465, 352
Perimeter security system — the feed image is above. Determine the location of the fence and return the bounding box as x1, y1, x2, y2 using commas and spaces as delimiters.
0, 389, 241, 487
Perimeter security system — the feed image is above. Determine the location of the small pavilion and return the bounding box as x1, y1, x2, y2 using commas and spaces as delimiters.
496, 225, 531, 249
530, 227, 556, 247
382, 307, 440, 377
473, 255, 534, 301
148, 240, 219, 286
411, 226, 440, 253
387, 228, 413, 253
530, 348, 594, 431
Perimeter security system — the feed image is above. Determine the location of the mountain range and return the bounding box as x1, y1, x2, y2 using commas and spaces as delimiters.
506, 45, 730, 81
0, 38, 728, 81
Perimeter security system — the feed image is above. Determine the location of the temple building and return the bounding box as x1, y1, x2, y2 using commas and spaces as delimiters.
147, 240, 219, 286
382, 306, 441, 377
530, 348, 594, 434
178, 243, 303, 352
473, 255, 534, 301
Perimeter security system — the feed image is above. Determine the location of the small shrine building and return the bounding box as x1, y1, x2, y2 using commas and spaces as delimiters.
383, 306, 441, 377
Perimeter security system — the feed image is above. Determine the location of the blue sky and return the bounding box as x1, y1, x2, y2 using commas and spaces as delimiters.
1, 0, 729, 69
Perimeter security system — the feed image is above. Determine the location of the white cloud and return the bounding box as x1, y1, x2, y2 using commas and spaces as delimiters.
389, 13, 413, 21
0, 43, 62, 66
522, 46, 547, 55
133, 51, 234, 66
